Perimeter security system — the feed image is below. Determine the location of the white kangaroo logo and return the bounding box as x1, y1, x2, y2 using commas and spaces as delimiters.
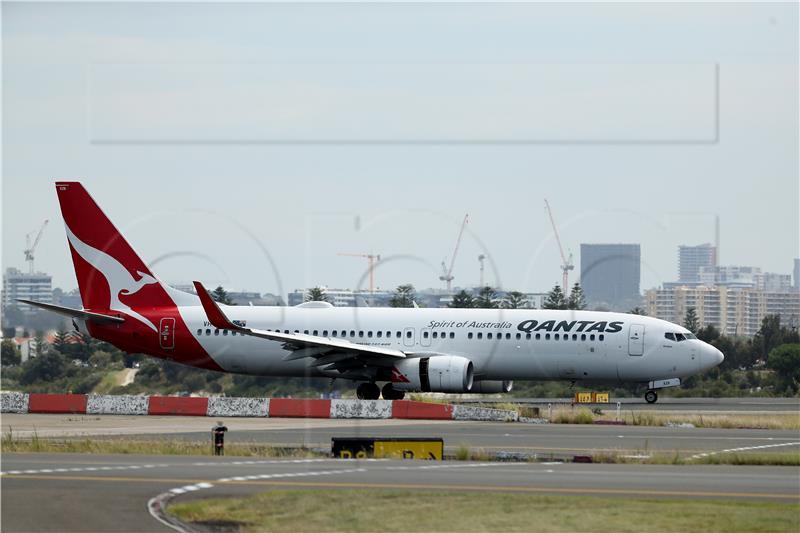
65, 225, 159, 332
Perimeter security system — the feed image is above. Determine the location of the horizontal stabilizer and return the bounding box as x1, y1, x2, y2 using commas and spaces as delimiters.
16, 299, 124, 324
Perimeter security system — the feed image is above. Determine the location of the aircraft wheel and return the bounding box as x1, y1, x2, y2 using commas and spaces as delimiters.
357, 382, 380, 400
381, 383, 405, 400
644, 390, 658, 404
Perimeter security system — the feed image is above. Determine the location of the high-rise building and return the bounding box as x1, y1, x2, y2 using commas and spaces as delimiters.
580, 244, 641, 310
794, 259, 800, 291
2, 267, 53, 314
645, 285, 800, 337
678, 243, 717, 282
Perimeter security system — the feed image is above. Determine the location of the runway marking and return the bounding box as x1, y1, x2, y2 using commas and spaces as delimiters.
689, 441, 800, 461
0, 463, 174, 476
148, 467, 369, 533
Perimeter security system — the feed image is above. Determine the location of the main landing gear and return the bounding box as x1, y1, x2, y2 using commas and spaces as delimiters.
644, 390, 658, 404
355, 382, 405, 400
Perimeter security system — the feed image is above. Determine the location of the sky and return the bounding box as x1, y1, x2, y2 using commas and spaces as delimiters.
2, 2, 798, 299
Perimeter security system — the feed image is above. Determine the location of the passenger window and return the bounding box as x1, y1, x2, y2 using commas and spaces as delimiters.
396, 331, 401, 338
599, 334, 605, 341
526, 333, 531, 340
477, 332, 483, 339
487, 332, 493, 340
554, 334, 560, 340
581, 334, 586, 341
206, 329, 211, 335
450, 332, 455, 339
468, 332, 474, 339
322, 330, 328, 336
196, 329, 201, 336
545, 334, 551, 340
506, 333, 511, 340
675, 333, 686, 341
377, 331, 382, 338
386, 331, 391, 338
331, 331, 337, 337
351, 331, 356, 337
535, 333, 541, 340
564, 335, 569, 341
367, 331, 373, 338
423, 331, 429, 339
516, 333, 521, 340
665, 332, 675, 341
590, 334, 595, 341
313, 330, 318, 336
342, 331, 347, 337
359, 331, 365, 338
406, 331, 412, 338
284, 330, 289, 334
214, 329, 219, 336
572, 334, 577, 341
432, 332, 437, 339
223, 330, 228, 336
304, 330, 309, 334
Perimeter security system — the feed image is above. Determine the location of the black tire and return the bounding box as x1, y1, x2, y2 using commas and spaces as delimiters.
381, 383, 405, 400
357, 382, 380, 400
644, 390, 658, 404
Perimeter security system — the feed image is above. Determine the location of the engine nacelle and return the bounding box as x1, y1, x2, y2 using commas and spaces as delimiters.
468, 380, 513, 394
392, 356, 474, 393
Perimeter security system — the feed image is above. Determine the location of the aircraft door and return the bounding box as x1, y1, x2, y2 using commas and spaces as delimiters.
159, 318, 175, 350
403, 327, 415, 347
420, 328, 432, 347
628, 324, 644, 356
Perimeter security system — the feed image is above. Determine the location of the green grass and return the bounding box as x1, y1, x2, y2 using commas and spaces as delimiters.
168, 490, 800, 533
1, 431, 323, 458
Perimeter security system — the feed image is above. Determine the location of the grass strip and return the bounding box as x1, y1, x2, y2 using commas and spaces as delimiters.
168, 490, 800, 533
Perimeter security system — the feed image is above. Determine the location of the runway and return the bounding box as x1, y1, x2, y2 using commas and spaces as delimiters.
2, 452, 798, 532
4, 413, 798, 458
461, 396, 800, 412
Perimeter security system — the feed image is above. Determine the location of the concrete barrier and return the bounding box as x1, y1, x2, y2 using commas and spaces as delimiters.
28, 393, 87, 414
87, 394, 149, 415
148, 396, 209, 416
207, 397, 269, 417
1, 392, 30, 413
268, 398, 331, 418
330, 399, 392, 419
392, 400, 453, 420
452, 404, 518, 422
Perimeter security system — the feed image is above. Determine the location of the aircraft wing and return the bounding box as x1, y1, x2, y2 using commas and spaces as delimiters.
193, 282, 406, 370
16, 299, 125, 325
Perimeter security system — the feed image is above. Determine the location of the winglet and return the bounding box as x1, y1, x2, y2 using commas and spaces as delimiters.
193, 281, 241, 330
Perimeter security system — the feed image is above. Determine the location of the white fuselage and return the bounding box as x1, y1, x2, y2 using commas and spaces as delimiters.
180, 305, 723, 384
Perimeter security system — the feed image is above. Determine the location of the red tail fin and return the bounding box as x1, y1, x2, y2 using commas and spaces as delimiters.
55, 182, 175, 325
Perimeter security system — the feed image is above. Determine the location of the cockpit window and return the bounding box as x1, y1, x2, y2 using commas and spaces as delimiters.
684, 332, 696, 339
675, 333, 686, 342
665, 332, 675, 341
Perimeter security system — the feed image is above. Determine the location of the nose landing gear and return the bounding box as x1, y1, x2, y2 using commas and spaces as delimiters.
644, 390, 658, 404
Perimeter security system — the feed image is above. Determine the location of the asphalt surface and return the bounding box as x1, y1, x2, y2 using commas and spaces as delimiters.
460, 396, 800, 412
2, 453, 799, 532
4, 413, 799, 457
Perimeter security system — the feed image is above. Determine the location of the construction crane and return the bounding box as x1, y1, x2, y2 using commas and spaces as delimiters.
439, 214, 469, 292
24, 219, 49, 274
338, 252, 381, 293
478, 254, 486, 288
544, 199, 573, 294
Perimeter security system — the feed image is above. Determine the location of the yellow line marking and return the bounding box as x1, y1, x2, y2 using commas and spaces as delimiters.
4, 474, 798, 500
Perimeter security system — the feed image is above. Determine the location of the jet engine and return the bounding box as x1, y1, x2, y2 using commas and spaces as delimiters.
468, 380, 513, 394
392, 356, 474, 393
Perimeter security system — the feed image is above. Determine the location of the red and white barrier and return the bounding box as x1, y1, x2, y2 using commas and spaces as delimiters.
0, 392, 517, 422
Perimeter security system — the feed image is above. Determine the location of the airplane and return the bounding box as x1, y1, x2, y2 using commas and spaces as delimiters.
20, 182, 724, 404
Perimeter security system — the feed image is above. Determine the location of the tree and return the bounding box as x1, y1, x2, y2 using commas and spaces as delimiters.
628, 307, 646, 315
304, 286, 328, 303
33, 331, 49, 358
767, 343, 800, 394
1, 339, 21, 366
448, 290, 475, 308
211, 286, 234, 305
503, 291, 528, 309
697, 324, 720, 343
389, 284, 417, 308
567, 283, 587, 310
475, 286, 498, 309
683, 307, 700, 333
20, 350, 67, 385
542, 285, 567, 310
52, 329, 70, 354
752, 315, 785, 360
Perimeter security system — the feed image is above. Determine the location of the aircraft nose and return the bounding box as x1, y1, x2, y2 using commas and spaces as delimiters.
702, 343, 724, 369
